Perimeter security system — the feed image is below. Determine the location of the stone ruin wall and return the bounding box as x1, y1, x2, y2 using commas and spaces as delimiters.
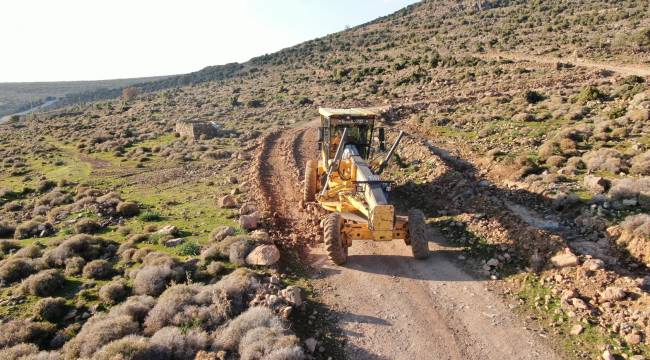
175, 120, 220, 140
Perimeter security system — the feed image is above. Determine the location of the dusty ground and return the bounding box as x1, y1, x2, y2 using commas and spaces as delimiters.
254, 121, 563, 360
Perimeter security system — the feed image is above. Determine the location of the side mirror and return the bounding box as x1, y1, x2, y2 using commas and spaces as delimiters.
378, 128, 386, 152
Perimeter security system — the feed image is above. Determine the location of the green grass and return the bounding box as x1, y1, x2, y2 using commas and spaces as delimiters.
430, 125, 478, 139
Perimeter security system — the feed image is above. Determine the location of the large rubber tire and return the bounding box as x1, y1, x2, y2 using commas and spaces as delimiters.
408, 209, 430, 259
323, 213, 347, 265
303, 160, 318, 202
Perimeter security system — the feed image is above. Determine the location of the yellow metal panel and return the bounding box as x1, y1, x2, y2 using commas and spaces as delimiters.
318, 107, 383, 118
371, 205, 394, 232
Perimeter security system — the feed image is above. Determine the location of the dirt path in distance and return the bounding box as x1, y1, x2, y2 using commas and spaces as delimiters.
478, 51, 650, 77
252, 122, 564, 360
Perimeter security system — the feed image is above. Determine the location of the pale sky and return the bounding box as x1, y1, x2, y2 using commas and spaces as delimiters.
0, 0, 419, 83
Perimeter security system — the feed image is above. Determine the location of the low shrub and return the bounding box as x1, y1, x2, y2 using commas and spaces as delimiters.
583, 148, 626, 173
43, 234, 117, 267
21, 269, 65, 296
0, 319, 56, 348
35, 297, 67, 322
14, 219, 55, 239
621, 214, 650, 238
206, 261, 226, 276
229, 238, 256, 267
133, 265, 178, 297
0, 220, 16, 238
0, 343, 40, 359
0, 240, 22, 255
108, 295, 157, 323
200, 236, 248, 263
94, 335, 162, 360
0, 258, 36, 284
64, 256, 85, 276
523, 90, 544, 104
116, 201, 140, 217
144, 284, 231, 335
138, 211, 162, 222
14, 244, 43, 258
609, 177, 650, 201
82, 259, 113, 279
239, 326, 304, 360
178, 241, 200, 256
573, 85, 607, 103
75, 218, 101, 234
630, 151, 650, 176
150, 326, 210, 359
99, 280, 130, 304
37, 180, 56, 193
62, 314, 140, 359
215, 306, 284, 350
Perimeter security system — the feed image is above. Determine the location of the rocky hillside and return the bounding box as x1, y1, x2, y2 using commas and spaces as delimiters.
1, 0, 650, 359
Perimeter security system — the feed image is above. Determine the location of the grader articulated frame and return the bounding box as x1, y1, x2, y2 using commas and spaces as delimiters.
303, 107, 429, 264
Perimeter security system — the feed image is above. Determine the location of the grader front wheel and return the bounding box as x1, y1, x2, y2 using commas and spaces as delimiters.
303, 160, 318, 202
323, 213, 347, 265
408, 209, 430, 259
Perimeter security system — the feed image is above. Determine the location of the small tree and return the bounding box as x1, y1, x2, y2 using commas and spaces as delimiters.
122, 87, 139, 101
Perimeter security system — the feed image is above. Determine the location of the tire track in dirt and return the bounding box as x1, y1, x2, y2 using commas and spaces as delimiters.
253, 123, 563, 359
252, 125, 320, 245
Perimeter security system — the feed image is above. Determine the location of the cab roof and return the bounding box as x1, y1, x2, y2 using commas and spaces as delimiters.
318, 107, 385, 119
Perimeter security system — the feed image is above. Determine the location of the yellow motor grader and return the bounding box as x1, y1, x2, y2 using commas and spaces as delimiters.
303, 107, 429, 264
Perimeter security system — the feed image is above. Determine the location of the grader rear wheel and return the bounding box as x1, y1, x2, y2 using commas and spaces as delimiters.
408, 209, 429, 259
323, 213, 347, 265
303, 160, 318, 202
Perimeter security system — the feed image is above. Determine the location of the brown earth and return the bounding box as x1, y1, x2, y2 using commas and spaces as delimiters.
252, 121, 563, 360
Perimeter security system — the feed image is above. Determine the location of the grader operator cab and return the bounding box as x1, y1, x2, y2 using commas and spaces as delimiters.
303, 107, 429, 264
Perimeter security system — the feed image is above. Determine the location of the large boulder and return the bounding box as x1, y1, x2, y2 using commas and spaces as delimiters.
239, 212, 259, 230
245, 245, 280, 266
217, 195, 238, 209
210, 226, 236, 242
239, 202, 257, 215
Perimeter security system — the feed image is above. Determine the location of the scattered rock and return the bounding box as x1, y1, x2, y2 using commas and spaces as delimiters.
239, 212, 259, 230
245, 244, 280, 266
570, 324, 584, 335
550, 249, 579, 268
218, 195, 238, 209
601, 286, 626, 302
304, 338, 318, 353
583, 258, 605, 271
602, 350, 615, 360
239, 202, 257, 215
279, 285, 302, 306
157, 225, 178, 236
571, 298, 588, 310
211, 226, 235, 242
624, 332, 642, 345
486, 258, 500, 268
164, 238, 184, 247
250, 230, 270, 242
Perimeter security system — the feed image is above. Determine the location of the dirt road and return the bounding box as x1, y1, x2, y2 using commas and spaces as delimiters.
477, 51, 650, 77
254, 123, 563, 360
